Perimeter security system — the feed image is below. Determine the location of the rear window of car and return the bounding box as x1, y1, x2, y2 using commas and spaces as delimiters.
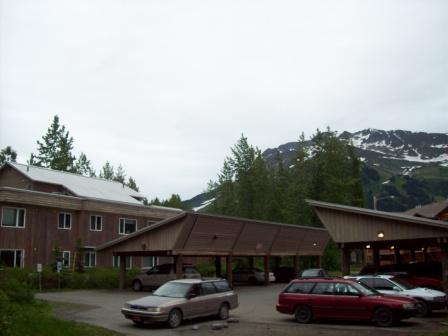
285, 282, 314, 294
213, 280, 232, 292
311, 282, 334, 295
201, 282, 217, 295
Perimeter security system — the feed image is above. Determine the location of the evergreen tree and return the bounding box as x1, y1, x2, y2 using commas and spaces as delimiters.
0, 146, 17, 166
99, 161, 114, 180
31, 115, 76, 171
114, 164, 126, 184
74, 152, 96, 177
127, 177, 139, 192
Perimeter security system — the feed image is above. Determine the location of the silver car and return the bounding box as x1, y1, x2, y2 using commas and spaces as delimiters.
132, 264, 201, 291
122, 278, 239, 328
347, 274, 447, 316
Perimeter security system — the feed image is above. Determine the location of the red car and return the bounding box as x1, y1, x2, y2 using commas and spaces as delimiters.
276, 278, 418, 327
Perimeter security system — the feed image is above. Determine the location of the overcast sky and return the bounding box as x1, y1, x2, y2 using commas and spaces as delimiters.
1, 1, 447, 200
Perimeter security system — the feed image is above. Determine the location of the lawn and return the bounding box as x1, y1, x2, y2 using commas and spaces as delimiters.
5, 300, 122, 336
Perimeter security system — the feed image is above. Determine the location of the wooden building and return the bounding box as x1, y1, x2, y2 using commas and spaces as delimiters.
96, 212, 330, 288
307, 199, 448, 287
0, 162, 181, 269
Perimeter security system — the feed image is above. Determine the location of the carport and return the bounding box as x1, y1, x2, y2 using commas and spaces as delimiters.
96, 212, 330, 289
307, 200, 448, 288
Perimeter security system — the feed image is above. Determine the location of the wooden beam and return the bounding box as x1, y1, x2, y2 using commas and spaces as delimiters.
215, 256, 222, 277
264, 256, 270, 286
342, 247, 350, 276
293, 255, 300, 277
226, 256, 233, 286
175, 255, 183, 279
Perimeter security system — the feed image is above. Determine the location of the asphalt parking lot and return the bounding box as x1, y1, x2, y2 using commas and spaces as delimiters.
37, 284, 448, 336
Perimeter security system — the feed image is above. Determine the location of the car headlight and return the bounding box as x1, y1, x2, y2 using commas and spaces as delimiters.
402, 303, 415, 310
146, 307, 161, 313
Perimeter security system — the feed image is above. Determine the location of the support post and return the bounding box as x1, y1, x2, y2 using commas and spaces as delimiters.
410, 249, 416, 262
342, 247, 350, 276
264, 256, 270, 286
215, 256, 222, 277
119, 255, 126, 290
316, 255, 322, 268
274, 256, 281, 270
373, 248, 380, 272
293, 255, 300, 278
394, 249, 401, 264
226, 256, 233, 286
175, 255, 183, 279
248, 256, 254, 269
441, 245, 448, 292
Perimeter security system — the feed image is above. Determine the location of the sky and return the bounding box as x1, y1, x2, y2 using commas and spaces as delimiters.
1, 0, 447, 200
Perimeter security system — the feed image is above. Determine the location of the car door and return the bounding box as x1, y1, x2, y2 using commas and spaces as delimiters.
182, 284, 209, 318
201, 282, 221, 315
333, 282, 370, 319
308, 282, 337, 318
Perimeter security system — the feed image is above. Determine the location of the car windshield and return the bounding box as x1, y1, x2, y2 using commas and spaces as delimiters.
391, 277, 415, 290
351, 281, 381, 296
153, 282, 191, 298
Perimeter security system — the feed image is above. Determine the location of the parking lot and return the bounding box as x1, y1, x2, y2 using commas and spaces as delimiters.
37, 284, 448, 336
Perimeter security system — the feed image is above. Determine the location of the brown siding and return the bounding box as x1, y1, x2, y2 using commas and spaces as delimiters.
0, 166, 32, 190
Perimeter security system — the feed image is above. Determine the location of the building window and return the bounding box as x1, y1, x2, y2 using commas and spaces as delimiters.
84, 251, 96, 268
142, 256, 155, 269
0, 249, 23, 268
58, 213, 72, 229
1, 207, 25, 228
113, 255, 132, 269
62, 251, 71, 267
119, 218, 137, 235
90, 215, 103, 231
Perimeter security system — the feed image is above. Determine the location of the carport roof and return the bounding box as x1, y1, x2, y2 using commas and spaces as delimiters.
97, 212, 330, 256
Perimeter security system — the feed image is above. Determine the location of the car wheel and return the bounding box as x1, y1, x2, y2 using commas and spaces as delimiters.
294, 305, 312, 323
374, 307, 395, 327
167, 309, 182, 328
416, 299, 429, 317
132, 280, 142, 292
218, 303, 230, 320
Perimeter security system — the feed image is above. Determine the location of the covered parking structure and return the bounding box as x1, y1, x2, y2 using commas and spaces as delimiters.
307, 199, 448, 287
96, 212, 330, 289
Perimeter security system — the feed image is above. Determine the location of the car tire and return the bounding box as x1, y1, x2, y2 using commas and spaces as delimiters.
132, 280, 143, 292
374, 307, 395, 327
218, 303, 230, 320
416, 299, 429, 317
294, 305, 313, 323
167, 309, 182, 328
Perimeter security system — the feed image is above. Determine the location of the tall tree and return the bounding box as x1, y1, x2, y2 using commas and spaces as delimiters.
99, 161, 114, 180
113, 164, 126, 184
74, 152, 96, 177
0, 146, 17, 166
127, 177, 139, 192
31, 115, 76, 171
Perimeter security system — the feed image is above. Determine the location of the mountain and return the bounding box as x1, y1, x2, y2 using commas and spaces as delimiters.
185, 129, 448, 212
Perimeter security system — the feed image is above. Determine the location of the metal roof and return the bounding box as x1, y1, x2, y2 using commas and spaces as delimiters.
403, 201, 448, 219
7, 162, 143, 205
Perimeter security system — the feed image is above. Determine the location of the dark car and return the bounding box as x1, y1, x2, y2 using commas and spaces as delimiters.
273, 267, 299, 283
276, 278, 418, 327
300, 268, 329, 278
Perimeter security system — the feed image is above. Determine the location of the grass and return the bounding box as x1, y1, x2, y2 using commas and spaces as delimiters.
5, 300, 122, 336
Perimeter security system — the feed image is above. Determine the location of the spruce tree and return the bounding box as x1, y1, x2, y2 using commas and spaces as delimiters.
99, 161, 114, 180
31, 115, 76, 171
0, 146, 17, 166
127, 177, 139, 192
114, 164, 126, 184
74, 152, 96, 177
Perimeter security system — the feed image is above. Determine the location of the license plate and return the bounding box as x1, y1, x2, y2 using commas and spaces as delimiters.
131, 316, 141, 322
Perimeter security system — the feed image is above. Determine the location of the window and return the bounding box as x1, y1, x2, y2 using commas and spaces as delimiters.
0, 249, 23, 268
334, 283, 360, 296
58, 213, 71, 229
1, 208, 25, 228
373, 278, 395, 291
213, 280, 232, 293
311, 282, 334, 295
142, 256, 155, 269
119, 218, 137, 235
112, 256, 132, 269
84, 251, 96, 268
62, 251, 70, 267
285, 282, 314, 294
201, 282, 217, 295
90, 215, 103, 231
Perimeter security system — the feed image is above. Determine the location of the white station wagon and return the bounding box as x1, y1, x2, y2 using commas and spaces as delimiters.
122, 278, 239, 328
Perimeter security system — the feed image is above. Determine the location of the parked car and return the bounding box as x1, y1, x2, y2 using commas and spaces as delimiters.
132, 264, 201, 291
273, 267, 299, 283
360, 262, 443, 289
300, 268, 329, 278
122, 278, 238, 328
347, 274, 447, 316
276, 278, 418, 327
232, 267, 276, 284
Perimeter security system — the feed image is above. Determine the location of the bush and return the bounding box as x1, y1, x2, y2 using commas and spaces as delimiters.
0, 268, 34, 304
